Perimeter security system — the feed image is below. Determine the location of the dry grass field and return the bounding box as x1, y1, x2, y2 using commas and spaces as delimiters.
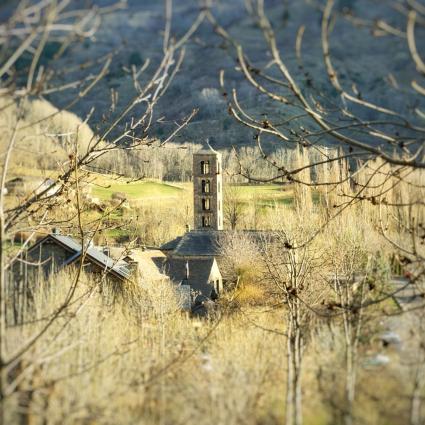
1, 1, 424, 424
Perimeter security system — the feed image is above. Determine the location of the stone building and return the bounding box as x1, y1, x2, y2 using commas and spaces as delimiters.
11, 233, 131, 284
193, 144, 223, 230
158, 144, 274, 311
156, 144, 225, 309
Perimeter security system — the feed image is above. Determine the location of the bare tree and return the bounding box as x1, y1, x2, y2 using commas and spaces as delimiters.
260, 219, 327, 425
0, 0, 206, 421
223, 185, 245, 230
207, 0, 425, 274
328, 231, 371, 425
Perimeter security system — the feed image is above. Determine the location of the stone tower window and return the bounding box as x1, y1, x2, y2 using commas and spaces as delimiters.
202, 198, 210, 211
202, 180, 210, 193
202, 216, 211, 227
194, 148, 223, 231
201, 161, 210, 175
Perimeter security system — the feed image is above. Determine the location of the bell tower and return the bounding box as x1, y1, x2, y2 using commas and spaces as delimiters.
193, 144, 223, 231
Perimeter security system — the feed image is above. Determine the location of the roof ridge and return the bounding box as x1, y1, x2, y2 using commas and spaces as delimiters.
173, 232, 188, 253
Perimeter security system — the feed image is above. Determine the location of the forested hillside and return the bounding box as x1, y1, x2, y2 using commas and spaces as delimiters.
1, 0, 421, 149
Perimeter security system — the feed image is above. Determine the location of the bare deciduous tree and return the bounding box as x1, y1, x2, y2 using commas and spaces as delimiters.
0, 0, 206, 421
261, 218, 327, 425
207, 0, 425, 272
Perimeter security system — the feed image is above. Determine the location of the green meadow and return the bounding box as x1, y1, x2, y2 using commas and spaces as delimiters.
90, 176, 295, 206
92, 179, 186, 201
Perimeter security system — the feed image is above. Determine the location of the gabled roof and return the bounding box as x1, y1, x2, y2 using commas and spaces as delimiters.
28, 233, 81, 255
28, 234, 131, 280
85, 246, 131, 279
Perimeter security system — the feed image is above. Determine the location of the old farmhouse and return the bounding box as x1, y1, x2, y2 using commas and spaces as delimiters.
12, 232, 131, 284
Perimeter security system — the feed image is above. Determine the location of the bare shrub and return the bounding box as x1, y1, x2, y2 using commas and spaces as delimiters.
3, 267, 290, 425
111, 192, 127, 202
219, 231, 263, 291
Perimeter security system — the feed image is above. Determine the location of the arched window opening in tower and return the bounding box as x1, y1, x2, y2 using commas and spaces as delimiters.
201, 161, 210, 175
202, 198, 210, 211
202, 216, 211, 227
202, 179, 210, 193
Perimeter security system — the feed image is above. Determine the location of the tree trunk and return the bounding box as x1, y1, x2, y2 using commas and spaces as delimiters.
409, 366, 424, 425
0, 210, 6, 425
344, 341, 356, 425
286, 311, 303, 425
294, 325, 303, 425
285, 316, 294, 425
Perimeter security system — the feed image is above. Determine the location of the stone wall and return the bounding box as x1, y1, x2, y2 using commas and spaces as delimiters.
193, 151, 223, 230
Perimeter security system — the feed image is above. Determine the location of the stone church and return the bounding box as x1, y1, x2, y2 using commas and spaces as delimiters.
156, 143, 272, 311
156, 144, 227, 309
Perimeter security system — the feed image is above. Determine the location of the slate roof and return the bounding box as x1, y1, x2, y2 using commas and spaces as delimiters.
153, 256, 217, 299
51, 234, 82, 253
172, 230, 221, 257
85, 246, 131, 279
28, 234, 131, 280
160, 236, 182, 251
170, 229, 274, 257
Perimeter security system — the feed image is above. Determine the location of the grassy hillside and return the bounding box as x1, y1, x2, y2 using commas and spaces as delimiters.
1, 97, 94, 171
92, 179, 187, 201
90, 176, 295, 206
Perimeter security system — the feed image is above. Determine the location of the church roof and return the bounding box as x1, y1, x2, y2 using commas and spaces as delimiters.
169, 229, 274, 258
160, 236, 182, 251
172, 230, 221, 257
